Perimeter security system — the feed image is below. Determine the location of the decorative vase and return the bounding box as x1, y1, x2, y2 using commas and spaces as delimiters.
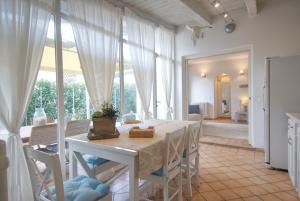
88, 116, 119, 140
33, 108, 47, 126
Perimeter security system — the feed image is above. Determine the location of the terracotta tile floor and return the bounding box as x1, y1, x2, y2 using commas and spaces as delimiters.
111, 143, 299, 201
200, 136, 253, 150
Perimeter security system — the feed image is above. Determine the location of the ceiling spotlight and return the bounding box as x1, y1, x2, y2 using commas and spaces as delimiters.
213, 1, 221, 8
223, 12, 228, 18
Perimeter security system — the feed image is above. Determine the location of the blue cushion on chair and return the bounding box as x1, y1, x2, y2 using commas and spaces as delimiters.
45, 142, 69, 153
42, 175, 109, 201
151, 167, 163, 177
82, 154, 109, 167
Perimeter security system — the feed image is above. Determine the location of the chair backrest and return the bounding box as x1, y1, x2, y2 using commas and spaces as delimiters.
164, 127, 186, 176
186, 122, 202, 155
122, 112, 142, 124
29, 124, 58, 146
0, 140, 8, 201
65, 119, 90, 137
23, 145, 64, 201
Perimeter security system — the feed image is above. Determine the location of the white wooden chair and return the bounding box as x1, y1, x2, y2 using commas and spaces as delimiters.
23, 145, 112, 201
73, 151, 127, 182
64, 120, 127, 182
29, 124, 58, 148
65, 119, 91, 137
45, 120, 90, 152
182, 122, 202, 198
141, 127, 186, 201
0, 140, 8, 201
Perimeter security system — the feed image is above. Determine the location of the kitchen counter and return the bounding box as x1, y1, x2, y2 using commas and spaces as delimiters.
286, 113, 300, 124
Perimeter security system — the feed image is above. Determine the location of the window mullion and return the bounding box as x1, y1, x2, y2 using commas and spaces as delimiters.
120, 16, 125, 116
54, 0, 66, 179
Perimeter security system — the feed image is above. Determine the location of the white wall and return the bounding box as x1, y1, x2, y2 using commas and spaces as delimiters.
189, 57, 248, 119
175, 0, 300, 148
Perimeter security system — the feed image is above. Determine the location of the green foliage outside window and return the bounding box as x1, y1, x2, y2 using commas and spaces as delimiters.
25, 80, 58, 125
24, 80, 137, 126
124, 83, 137, 114
111, 82, 137, 114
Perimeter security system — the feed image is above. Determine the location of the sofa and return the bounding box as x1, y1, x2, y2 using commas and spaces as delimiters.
188, 103, 208, 121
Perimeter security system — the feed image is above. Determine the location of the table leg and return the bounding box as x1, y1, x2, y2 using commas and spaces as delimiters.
69, 145, 78, 179
129, 155, 139, 201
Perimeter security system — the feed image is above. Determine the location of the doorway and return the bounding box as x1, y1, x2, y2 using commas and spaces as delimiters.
184, 49, 252, 148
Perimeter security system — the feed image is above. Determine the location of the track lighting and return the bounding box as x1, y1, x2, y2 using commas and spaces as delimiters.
223, 12, 228, 18
213, 1, 221, 8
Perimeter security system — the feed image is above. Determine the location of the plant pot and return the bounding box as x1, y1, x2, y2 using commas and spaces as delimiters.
88, 117, 119, 140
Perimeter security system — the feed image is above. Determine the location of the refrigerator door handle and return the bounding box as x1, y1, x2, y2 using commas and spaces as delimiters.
264, 58, 270, 165
262, 86, 266, 111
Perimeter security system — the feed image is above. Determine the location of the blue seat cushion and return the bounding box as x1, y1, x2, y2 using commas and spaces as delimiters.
153, 150, 188, 177
42, 175, 109, 201
83, 154, 109, 167
46, 142, 69, 153
152, 167, 163, 177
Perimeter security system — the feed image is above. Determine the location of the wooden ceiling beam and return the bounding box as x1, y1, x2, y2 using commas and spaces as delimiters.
244, 0, 258, 17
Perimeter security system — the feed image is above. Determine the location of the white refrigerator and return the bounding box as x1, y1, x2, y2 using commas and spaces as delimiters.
264, 55, 300, 170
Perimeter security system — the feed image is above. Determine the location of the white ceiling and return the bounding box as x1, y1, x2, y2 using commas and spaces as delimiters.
195, 0, 247, 16
117, 0, 261, 27
188, 51, 249, 64
119, 0, 203, 26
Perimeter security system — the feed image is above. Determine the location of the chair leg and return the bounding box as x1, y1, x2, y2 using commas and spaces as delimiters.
186, 162, 192, 199
163, 178, 169, 201
178, 167, 183, 201
195, 153, 200, 176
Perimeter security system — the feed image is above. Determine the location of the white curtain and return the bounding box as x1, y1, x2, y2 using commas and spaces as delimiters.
125, 9, 155, 119
67, 0, 121, 111
0, 0, 52, 200
156, 27, 175, 120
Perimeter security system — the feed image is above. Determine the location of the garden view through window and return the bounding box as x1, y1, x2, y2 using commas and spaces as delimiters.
24, 20, 141, 126
24, 17, 174, 126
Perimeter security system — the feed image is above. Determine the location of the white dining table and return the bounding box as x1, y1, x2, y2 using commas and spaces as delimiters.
66, 119, 197, 201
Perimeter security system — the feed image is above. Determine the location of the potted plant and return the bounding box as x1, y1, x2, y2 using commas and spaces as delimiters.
88, 102, 120, 140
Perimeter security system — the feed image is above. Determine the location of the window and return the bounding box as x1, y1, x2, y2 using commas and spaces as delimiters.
111, 65, 121, 112
123, 42, 138, 114
24, 17, 58, 126
24, 12, 175, 127
61, 20, 91, 123
155, 28, 175, 119
122, 21, 154, 118
122, 23, 141, 116
156, 59, 167, 119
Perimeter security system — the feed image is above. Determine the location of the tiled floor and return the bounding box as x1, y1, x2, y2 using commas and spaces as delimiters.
111, 143, 299, 201
200, 136, 252, 150
206, 119, 247, 125
203, 120, 248, 140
